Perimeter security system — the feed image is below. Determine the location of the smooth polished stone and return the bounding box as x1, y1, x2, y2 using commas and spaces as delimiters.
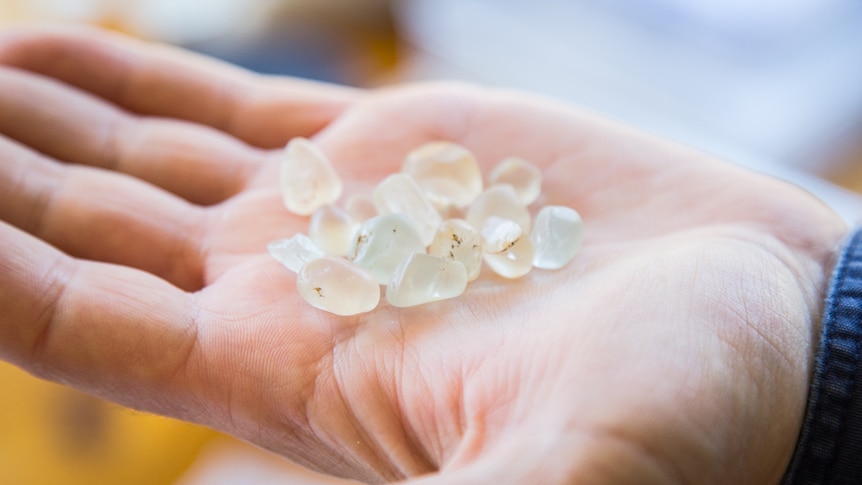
402, 141, 484, 210
480, 216, 523, 254
428, 218, 483, 281
531, 205, 585, 270
297, 257, 380, 316
372, 173, 442, 246
280, 137, 343, 216
386, 253, 468, 307
267, 234, 325, 273
348, 213, 426, 284
466, 184, 531, 233
428, 219, 482, 281
489, 157, 543, 205
309, 205, 360, 256
483, 236, 535, 279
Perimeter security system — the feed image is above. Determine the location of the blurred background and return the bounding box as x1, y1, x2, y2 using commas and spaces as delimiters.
1, 0, 862, 483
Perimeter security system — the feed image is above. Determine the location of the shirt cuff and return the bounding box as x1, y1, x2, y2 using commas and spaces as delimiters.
783, 227, 862, 484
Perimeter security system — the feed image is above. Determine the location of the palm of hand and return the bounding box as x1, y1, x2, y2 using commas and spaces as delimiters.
0, 29, 847, 485
193, 86, 845, 484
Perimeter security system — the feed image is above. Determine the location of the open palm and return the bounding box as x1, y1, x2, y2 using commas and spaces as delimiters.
0, 27, 848, 485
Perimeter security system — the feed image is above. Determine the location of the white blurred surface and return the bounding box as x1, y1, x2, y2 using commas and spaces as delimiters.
396, 0, 862, 171
395, 0, 862, 222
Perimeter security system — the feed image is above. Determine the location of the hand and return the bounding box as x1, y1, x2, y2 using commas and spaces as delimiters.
0, 26, 849, 484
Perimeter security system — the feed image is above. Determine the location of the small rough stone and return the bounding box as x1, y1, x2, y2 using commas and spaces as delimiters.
280, 137, 343, 216
268, 234, 326, 273
489, 157, 542, 205
386, 253, 468, 307
349, 213, 427, 284
297, 257, 380, 316
531, 205, 585, 270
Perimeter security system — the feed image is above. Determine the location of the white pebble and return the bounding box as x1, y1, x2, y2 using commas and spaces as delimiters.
297, 257, 380, 316
489, 157, 542, 205
280, 137, 343, 216
480, 216, 523, 254
267, 234, 325, 273
466, 184, 531, 233
531, 206, 585, 270
428, 219, 483, 281
483, 236, 535, 279
309, 205, 360, 256
403, 141, 483, 209
373, 173, 442, 246
386, 253, 468, 307
349, 213, 426, 284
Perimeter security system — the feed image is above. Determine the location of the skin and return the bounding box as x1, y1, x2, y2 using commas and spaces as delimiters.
0, 25, 850, 484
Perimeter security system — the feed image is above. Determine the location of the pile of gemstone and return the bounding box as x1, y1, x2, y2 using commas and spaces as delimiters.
268, 138, 584, 316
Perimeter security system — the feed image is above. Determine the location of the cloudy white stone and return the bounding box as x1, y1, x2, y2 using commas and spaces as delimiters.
480, 216, 523, 254
531, 205, 585, 270
466, 184, 531, 233
267, 234, 326, 273
489, 157, 543, 205
428, 218, 483, 282
483, 236, 535, 279
308, 204, 360, 257
297, 257, 380, 316
386, 253, 468, 307
372, 173, 442, 246
280, 137, 343, 216
349, 213, 427, 284
402, 141, 484, 210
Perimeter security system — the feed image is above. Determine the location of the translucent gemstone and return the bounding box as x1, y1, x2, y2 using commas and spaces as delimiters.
297, 257, 380, 316
309, 205, 360, 256
531, 205, 585, 270
480, 216, 523, 254
372, 173, 442, 246
428, 219, 483, 282
280, 137, 343, 216
483, 236, 535, 279
466, 184, 531, 233
489, 157, 543, 205
267, 234, 325, 273
349, 213, 427, 284
386, 253, 468, 308
344, 194, 377, 222
402, 141, 483, 209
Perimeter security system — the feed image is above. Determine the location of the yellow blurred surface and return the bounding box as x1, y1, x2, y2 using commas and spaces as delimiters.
0, 362, 218, 485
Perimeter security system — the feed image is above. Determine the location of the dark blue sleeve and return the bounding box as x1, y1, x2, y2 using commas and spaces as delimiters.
783, 228, 862, 484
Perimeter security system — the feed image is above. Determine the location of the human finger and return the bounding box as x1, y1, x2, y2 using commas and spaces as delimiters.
0, 135, 206, 290
0, 24, 360, 148
0, 220, 200, 420
0, 66, 265, 204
